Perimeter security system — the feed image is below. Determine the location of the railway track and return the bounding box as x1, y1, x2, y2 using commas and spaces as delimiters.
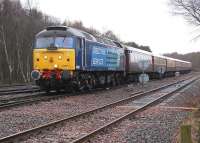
0, 83, 136, 110
0, 76, 197, 143
71, 77, 198, 143
0, 83, 31, 88
0, 74, 194, 109
0, 93, 56, 110
0, 86, 40, 96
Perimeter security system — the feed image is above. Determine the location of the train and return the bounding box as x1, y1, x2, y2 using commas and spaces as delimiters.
31, 26, 192, 92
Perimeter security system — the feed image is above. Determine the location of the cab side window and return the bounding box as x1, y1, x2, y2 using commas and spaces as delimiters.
76, 38, 81, 49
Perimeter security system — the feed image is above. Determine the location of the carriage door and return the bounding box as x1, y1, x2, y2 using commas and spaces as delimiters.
81, 38, 87, 69
76, 38, 82, 70
76, 38, 86, 70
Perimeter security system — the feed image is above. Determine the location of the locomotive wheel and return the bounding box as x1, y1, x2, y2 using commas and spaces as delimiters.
56, 89, 61, 93
64, 81, 76, 93
111, 78, 116, 87
65, 85, 75, 93
87, 78, 95, 91
45, 89, 50, 94
79, 80, 87, 92
114, 74, 120, 86
92, 79, 96, 88
85, 79, 91, 91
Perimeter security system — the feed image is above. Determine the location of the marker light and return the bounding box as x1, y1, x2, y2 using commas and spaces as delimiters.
54, 64, 58, 68
44, 55, 48, 60
58, 56, 62, 60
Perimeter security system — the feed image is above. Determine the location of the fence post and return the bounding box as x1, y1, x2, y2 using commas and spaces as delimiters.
181, 125, 192, 143
198, 121, 200, 143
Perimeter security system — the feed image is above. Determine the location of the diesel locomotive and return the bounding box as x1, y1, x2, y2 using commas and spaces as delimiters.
31, 26, 192, 92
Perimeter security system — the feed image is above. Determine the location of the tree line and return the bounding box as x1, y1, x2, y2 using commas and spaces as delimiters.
0, 0, 152, 84
168, 0, 200, 71
0, 0, 58, 84
3, 0, 199, 84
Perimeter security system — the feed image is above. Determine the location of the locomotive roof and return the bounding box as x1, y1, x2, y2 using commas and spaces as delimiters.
124, 46, 190, 64
165, 56, 191, 64
36, 26, 121, 48
153, 54, 191, 64
153, 54, 166, 59
36, 26, 96, 40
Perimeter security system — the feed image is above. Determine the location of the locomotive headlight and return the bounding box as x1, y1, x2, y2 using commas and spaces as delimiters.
44, 55, 48, 60
58, 56, 62, 60
54, 64, 58, 68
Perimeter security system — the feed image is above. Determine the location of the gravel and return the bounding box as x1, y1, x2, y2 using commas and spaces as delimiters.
85, 107, 190, 143
160, 79, 200, 107
22, 107, 134, 143
17, 76, 197, 143
0, 73, 196, 140
82, 75, 200, 143
125, 108, 190, 143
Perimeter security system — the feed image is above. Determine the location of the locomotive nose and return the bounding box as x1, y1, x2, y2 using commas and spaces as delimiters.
31, 70, 41, 80
49, 57, 54, 63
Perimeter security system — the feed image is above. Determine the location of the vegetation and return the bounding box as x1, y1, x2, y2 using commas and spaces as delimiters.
176, 109, 200, 143
168, 0, 200, 71
0, 0, 59, 84
170, 0, 200, 26
170, 0, 200, 40
3, 0, 199, 84
125, 42, 152, 52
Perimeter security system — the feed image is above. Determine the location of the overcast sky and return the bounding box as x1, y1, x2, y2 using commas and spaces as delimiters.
21, 0, 200, 54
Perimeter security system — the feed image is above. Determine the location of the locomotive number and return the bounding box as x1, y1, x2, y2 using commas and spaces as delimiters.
92, 58, 104, 65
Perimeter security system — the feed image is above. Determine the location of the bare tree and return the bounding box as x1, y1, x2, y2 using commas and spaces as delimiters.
0, 25, 14, 83
102, 30, 120, 41
0, 0, 59, 84
170, 0, 200, 26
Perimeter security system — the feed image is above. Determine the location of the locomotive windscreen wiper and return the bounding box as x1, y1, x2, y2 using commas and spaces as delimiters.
48, 36, 57, 50
48, 43, 57, 50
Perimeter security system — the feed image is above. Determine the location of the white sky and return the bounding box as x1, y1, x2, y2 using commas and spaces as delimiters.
21, 0, 200, 54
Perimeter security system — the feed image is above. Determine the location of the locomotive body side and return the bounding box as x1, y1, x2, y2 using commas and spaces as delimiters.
83, 40, 125, 71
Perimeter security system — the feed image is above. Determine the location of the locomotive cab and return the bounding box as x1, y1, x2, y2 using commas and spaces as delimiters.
33, 36, 75, 71
31, 26, 76, 90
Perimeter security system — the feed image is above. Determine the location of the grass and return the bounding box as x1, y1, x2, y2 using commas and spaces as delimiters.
176, 107, 200, 143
